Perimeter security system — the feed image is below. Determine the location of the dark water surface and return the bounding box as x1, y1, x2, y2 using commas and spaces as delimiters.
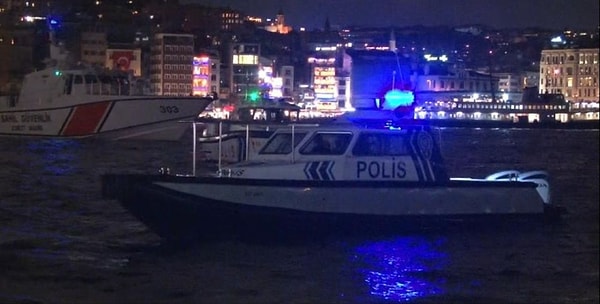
0, 128, 598, 304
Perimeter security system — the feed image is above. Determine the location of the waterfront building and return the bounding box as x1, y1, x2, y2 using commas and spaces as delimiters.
415, 90, 571, 123
412, 64, 499, 104
276, 65, 294, 98
80, 28, 107, 67
229, 43, 260, 101
209, 56, 221, 97
539, 48, 599, 103
308, 52, 338, 111
305, 40, 351, 111
191, 55, 211, 97
539, 48, 600, 120
495, 72, 526, 102
523, 71, 540, 90
150, 33, 194, 96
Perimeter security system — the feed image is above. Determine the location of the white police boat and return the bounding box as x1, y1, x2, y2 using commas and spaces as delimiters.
102, 109, 562, 241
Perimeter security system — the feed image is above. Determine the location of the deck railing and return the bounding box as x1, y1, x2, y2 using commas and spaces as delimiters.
188, 118, 322, 176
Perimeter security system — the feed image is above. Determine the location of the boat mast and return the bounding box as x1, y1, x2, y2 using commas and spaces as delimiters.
46, 17, 69, 70
390, 28, 402, 90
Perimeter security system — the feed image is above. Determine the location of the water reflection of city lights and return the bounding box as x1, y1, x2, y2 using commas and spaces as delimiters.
27, 139, 80, 175
352, 236, 448, 302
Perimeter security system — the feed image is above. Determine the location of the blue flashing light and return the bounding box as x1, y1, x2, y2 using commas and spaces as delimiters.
48, 17, 60, 30
383, 89, 414, 110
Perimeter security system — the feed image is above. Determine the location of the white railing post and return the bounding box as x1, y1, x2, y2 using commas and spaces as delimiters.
291, 124, 295, 163
192, 121, 197, 176
218, 120, 223, 172
245, 124, 250, 161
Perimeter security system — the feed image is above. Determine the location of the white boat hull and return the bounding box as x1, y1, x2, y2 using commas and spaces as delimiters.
102, 174, 559, 241
0, 96, 212, 140
155, 179, 544, 216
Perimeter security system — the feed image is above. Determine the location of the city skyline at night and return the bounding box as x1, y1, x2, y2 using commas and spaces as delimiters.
184, 0, 600, 31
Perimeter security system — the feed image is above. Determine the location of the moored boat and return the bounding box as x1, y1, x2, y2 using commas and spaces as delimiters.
102, 109, 563, 242
0, 20, 214, 141
0, 84, 216, 140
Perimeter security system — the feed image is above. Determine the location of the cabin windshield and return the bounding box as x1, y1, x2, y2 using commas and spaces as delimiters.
300, 132, 353, 155
259, 132, 307, 154
352, 132, 411, 156
68, 72, 131, 96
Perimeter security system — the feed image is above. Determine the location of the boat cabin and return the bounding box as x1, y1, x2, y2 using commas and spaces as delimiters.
59, 71, 135, 96
2, 66, 149, 110
221, 121, 449, 183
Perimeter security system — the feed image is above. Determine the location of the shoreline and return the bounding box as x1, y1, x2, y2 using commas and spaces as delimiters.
420, 119, 599, 130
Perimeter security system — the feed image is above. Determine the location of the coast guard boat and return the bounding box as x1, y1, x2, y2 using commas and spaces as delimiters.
0, 19, 214, 140
102, 109, 561, 241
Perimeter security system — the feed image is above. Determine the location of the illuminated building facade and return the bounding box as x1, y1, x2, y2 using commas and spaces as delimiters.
191, 54, 220, 97
192, 55, 211, 96
308, 44, 342, 111
312, 63, 337, 110
150, 33, 194, 96
259, 65, 294, 99
230, 43, 260, 101
221, 9, 245, 31
413, 68, 499, 102
539, 48, 599, 103
257, 63, 274, 97
263, 9, 292, 34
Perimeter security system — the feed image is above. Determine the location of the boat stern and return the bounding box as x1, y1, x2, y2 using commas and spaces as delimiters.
517, 170, 551, 206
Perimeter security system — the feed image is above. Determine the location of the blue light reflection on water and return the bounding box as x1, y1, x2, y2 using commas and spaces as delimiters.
352, 236, 448, 302
26, 139, 81, 176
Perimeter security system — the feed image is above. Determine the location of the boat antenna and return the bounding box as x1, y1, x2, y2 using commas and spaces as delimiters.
488, 50, 496, 103
46, 17, 69, 69
390, 28, 403, 90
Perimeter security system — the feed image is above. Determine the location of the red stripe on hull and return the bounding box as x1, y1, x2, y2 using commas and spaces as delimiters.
62, 102, 111, 136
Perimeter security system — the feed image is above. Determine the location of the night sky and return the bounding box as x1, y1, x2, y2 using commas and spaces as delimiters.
183, 0, 599, 30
